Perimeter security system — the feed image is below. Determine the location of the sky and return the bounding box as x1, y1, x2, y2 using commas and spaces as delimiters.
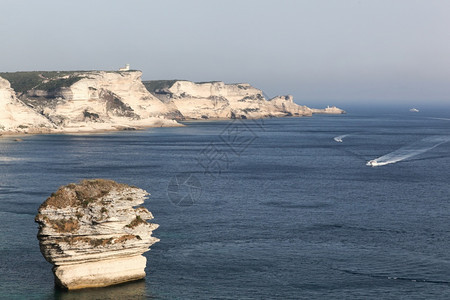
1, 0, 450, 106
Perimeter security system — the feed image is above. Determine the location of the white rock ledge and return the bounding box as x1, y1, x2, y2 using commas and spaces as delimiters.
54, 255, 147, 290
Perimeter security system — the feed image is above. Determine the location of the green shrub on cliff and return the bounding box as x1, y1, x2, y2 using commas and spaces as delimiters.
0, 71, 82, 93
36, 76, 83, 92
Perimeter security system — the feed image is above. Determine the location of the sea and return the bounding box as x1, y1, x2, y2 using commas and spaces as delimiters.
0, 104, 449, 299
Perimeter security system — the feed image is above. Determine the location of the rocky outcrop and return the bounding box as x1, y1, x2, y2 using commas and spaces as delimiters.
0, 76, 55, 133
311, 106, 346, 114
146, 80, 313, 119
35, 179, 159, 290
267, 95, 313, 117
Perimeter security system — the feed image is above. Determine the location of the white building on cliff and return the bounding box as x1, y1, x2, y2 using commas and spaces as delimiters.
119, 64, 130, 71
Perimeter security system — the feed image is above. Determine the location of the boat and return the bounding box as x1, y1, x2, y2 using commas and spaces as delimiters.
333, 137, 343, 143
366, 160, 379, 167
409, 108, 419, 112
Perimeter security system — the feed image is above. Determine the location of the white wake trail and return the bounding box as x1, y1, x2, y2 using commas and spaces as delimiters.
366, 136, 450, 167
0, 156, 23, 162
428, 117, 450, 122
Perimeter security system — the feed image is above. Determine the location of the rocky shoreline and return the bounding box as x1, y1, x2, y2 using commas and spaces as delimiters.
0, 70, 345, 135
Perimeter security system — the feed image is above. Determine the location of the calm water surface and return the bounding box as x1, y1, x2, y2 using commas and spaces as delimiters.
0, 107, 449, 299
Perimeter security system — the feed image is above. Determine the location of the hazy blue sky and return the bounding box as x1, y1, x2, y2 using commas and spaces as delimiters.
1, 0, 450, 105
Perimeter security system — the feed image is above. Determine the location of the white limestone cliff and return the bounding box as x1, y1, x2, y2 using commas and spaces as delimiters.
0, 76, 54, 133
149, 80, 314, 119
266, 95, 314, 117
35, 179, 159, 290
20, 71, 179, 132
0, 71, 345, 135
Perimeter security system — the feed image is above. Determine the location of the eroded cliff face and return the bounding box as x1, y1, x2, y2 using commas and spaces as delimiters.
267, 95, 314, 117
0, 76, 54, 133
148, 80, 314, 119
18, 71, 179, 132
35, 179, 159, 290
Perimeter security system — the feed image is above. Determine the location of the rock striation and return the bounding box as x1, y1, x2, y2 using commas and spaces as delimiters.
35, 179, 159, 290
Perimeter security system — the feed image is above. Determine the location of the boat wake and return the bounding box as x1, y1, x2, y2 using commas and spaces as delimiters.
333, 134, 350, 143
0, 156, 23, 162
428, 117, 450, 122
366, 136, 450, 167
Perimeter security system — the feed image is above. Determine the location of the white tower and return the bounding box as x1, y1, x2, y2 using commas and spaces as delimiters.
119, 64, 130, 71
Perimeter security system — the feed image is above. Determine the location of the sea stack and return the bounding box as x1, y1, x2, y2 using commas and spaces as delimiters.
35, 179, 159, 290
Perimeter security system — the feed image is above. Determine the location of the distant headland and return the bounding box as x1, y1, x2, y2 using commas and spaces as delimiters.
0, 68, 345, 135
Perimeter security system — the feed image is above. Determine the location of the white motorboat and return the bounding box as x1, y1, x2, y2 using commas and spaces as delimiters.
366, 160, 379, 167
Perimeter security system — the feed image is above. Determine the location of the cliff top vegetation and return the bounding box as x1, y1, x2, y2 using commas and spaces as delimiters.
0, 70, 139, 93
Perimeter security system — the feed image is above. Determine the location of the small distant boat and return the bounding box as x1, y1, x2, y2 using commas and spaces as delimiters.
409, 108, 419, 112
333, 134, 349, 143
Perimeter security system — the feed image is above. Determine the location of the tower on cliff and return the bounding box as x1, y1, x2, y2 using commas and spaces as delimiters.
119, 64, 130, 71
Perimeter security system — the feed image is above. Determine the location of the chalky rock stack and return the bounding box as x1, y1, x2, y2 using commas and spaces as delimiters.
35, 179, 159, 290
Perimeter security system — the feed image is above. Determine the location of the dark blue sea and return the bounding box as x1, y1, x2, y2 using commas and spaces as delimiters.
1, 105, 449, 299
